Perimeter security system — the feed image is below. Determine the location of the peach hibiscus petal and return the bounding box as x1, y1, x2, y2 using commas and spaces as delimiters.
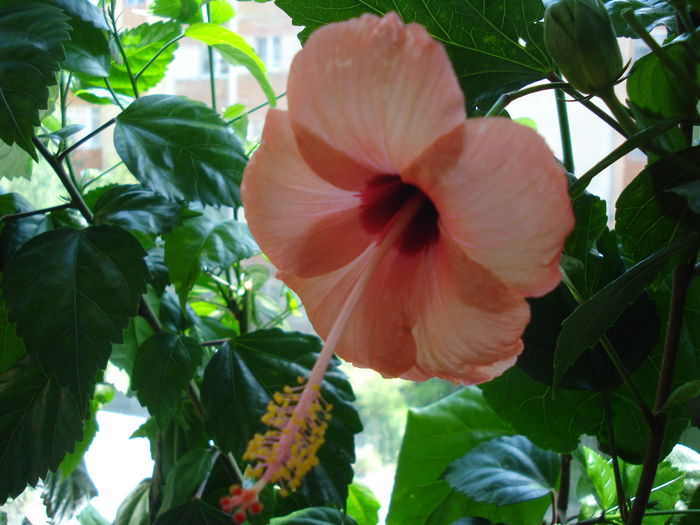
404, 119, 574, 298
287, 12, 466, 188
242, 109, 378, 277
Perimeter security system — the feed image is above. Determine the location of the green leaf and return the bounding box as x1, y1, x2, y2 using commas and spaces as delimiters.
77, 21, 181, 97
481, 367, 601, 454
387, 388, 549, 525
185, 23, 276, 107
132, 332, 202, 419
274, 0, 554, 111
62, 18, 111, 77
0, 1, 71, 159
669, 179, 700, 214
208, 1, 235, 24
575, 446, 616, 512
1, 226, 149, 406
41, 460, 97, 522
628, 41, 698, 121
0, 357, 84, 504
111, 316, 155, 375
77, 504, 111, 525
200, 329, 361, 507
0, 299, 24, 373
114, 94, 247, 207
270, 507, 359, 525
93, 184, 191, 236
554, 235, 698, 383
0, 192, 51, 268
164, 212, 258, 304
604, 0, 675, 37
114, 479, 150, 525
0, 140, 33, 180
159, 449, 216, 514
154, 499, 233, 525
444, 435, 559, 505
346, 482, 380, 525
49, 0, 109, 30
615, 146, 700, 265
151, 0, 203, 23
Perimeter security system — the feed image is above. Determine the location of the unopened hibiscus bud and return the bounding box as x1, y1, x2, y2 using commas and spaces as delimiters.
544, 0, 623, 94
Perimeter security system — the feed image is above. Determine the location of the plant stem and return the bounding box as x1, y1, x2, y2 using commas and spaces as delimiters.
484, 82, 569, 117
83, 161, 124, 190
108, 5, 139, 98
134, 34, 185, 81
626, 258, 696, 524
623, 9, 700, 98
557, 454, 571, 523
598, 88, 639, 138
58, 118, 116, 161
104, 78, 125, 111
555, 88, 574, 173
194, 450, 220, 499
227, 92, 287, 124
33, 137, 94, 222
205, 3, 217, 112
550, 490, 559, 525
200, 338, 231, 347
0, 203, 72, 222
604, 391, 628, 521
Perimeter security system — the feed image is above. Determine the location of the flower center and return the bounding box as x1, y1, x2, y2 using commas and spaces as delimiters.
360, 175, 439, 255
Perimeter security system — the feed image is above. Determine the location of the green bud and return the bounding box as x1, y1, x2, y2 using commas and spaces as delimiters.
544, 0, 624, 95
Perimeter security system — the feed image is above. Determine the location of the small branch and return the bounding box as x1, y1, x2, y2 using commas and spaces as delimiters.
550, 490, 559, 525
484, 82, 569, 117
557, 454, 571, 523
134, 34, 184, 81
603, 391, 628, 521
0, 203, 72, 222
83, 161, 123, 190
194, 450, 220, 499
33, 137, 94, 223
555, 88, 575, 173
227, 92, 287, 124
109, 9, 139, 98
104, 78, 125, 111
58, 118, 116, 161
627, 258, 697, 525
200, 338, 231, 347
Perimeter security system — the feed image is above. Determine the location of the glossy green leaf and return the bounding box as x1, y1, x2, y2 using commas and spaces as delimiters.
444, 435, 558, 505
0, 299, 24, 373
159, 449, 216, 514
77, 21, 180, 97
346, 482, 380, 525
628, 41, 697, 121
0, 357, 84, 504
185, 24, 276, 106
114, 95, 247, 207
0, 140, 32, 180
616, 146, 700, 264
132, 332, 202, 419
0, 1, 70, 159
575, 446, 616, 511
164, 213, 258, 304
93, 184, 191, 236
200, 329, 361, 507
274, 0, 553, 111
1, 226, 148, 405
604, 0, 675, 37
387, 388, 549, 525
669, 179, 700, 214
271, 507, 359, 525
151, 0, 203, 23
554, 235, 698, 383
41, 460, 97, 522
0, 192, 51, 269
154, 499, 233, 525
114, 479, 150, 525
62, 18, 110, 77
50, 0, 109, 30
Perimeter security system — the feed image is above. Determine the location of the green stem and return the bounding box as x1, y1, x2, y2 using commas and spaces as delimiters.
553, 80, 625, 135
227, 92, 287, 124
623, 9, 700, 99
33, 137, 94, 222
58, 118, 116, 161
134, 34, 185, 81
108, 6, 139, 98
205, 3, 217, 112
604, 391, 629, 521
598, 88, 639, 138
104, 78, 125, 111
0, 203, 72, 222
83, 161, 123, 190
484, 82, 569, 117
556, 454, 571, 523
555, 88, 574, 173
626, 259, 696, 525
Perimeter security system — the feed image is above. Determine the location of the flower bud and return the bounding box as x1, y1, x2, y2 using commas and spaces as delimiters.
544, 0, 623, 94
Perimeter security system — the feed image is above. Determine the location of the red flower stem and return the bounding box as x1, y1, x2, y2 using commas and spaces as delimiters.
255, 191, 427, 488
626, 258, 696, 524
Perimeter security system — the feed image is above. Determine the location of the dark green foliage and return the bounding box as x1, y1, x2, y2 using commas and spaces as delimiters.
41, 460, 98, 522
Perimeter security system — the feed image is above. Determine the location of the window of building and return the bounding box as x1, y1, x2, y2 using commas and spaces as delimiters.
254, 35, 283, 71
200, 47, 230, 76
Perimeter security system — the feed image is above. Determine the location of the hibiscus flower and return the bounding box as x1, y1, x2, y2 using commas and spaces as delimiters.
220, 12, 573, 520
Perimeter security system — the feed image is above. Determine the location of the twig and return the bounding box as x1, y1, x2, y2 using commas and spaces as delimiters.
58, 118, 116, 161
0, 203, 72, 222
